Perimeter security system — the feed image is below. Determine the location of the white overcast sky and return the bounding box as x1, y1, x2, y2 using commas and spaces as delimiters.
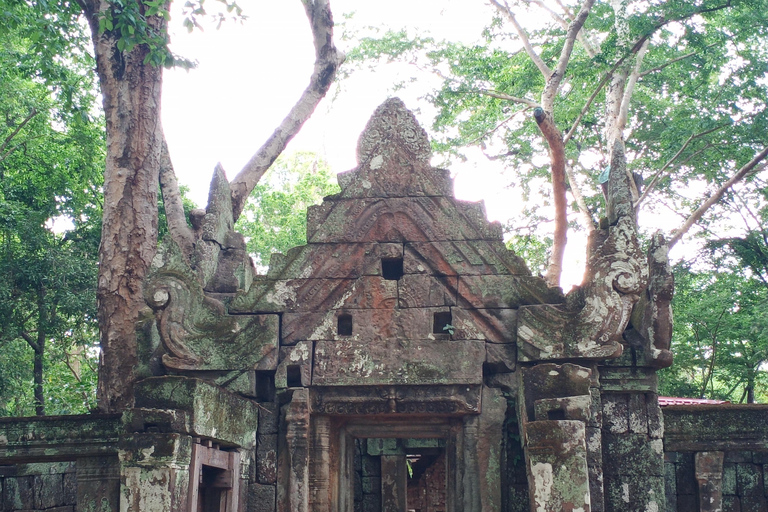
161, 0, 590, 287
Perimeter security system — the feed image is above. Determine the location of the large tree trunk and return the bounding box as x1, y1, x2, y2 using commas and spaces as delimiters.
81, 1, 165, 412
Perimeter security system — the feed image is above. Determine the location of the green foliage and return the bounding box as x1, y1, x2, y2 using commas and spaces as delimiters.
344, 1, 768, 241
235, 152, 340, 268
0, 4, 103, 416
660, 262, 768, 403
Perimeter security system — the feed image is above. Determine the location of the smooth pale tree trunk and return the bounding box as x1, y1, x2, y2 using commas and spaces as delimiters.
80, 1, 165, 412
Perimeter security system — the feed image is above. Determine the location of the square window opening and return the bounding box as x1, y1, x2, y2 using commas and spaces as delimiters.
433, 312, 452, 335
382, 257, 404, 281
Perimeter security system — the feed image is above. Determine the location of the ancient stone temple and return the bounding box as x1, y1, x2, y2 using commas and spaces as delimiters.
2, 99, 768, 512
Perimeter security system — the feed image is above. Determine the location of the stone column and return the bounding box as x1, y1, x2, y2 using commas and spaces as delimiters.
278, 388, 310, 512
380, 454, 407, 512
119, 433, 192, 511
309, 415, 332, 512
695, 451, 724, 512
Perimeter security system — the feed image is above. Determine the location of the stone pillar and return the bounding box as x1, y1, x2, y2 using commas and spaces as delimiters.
380, 454, 407, 512
278, 388, 310, 512
525, 420, 591, 512
119, 433, 192, 511
76, 456, 120, 512
600, 369, 666, 512
309, 415, 332, 512
695, 451, 724, 512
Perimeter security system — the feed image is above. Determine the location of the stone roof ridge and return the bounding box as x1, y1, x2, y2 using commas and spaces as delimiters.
335, 98, 455, 199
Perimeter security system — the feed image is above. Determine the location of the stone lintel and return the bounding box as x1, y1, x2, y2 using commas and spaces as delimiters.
663, 405, 768, 452
312, 339, 484, 386
309, 385, 481, 416
0, 414, 121, 462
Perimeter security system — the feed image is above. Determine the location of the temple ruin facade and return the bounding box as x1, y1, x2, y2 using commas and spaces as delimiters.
1, 99, 767, 512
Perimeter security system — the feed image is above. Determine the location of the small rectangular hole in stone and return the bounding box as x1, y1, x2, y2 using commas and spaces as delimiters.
286, 365, 302, 388
255, 371, 276, 402
338, 313, 353, 336
547, 408, 566, 421
433, 311, 452, 334
381, 257, 404, 280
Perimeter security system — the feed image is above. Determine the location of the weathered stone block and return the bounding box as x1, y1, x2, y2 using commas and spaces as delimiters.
520, 363, 592, 421
257, 434, 278, 484
727, 451, 755, 463
724, 462, 738, 495
258, 402, 279, 435
361, 476, 381, 494
451, 307, 517, 343
533, 395, 592, 422
397, 274, 457, 308
604, 475, 665, 512
628, 394, 648, 434
737, 463, 767, 510
312, 339, 484, 386
485, 341, 516, 373
457, 275, 563, 309
403, 240, 530, 276
603, 433, 664, 477
275, 342, 312, 389
3, 475, 35, 510
602, 394, 629, 434
134, 376, 259, 448
723, 495, 742, 512
248, 483, 276, 512
524, 420, 590, 512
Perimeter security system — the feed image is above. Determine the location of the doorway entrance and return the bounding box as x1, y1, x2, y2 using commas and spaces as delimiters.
352, 437, 447, 512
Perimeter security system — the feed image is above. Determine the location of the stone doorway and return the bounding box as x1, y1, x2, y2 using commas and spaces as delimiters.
352, 437, 447, 512
312, 417, 468, 512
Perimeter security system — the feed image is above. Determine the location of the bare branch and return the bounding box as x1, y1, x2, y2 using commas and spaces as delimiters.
639, 44, 716, 77
542, 0, 595, 110
0, 108, 37, 157
158, 136, 195, 260
478, 89, 540, 107
636, 125, 727, 205
617, 39, 649, 139
229, 0, 345, 221
489, 0, 552, 79
669, 146, 768, 248
533, 107, 568, 287
565, 162, 596, 231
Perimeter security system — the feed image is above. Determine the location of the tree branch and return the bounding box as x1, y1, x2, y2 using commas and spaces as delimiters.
639, 45, 716, 78
669, 146, 768, 248
489, 0, 552, 79
20, 330, 41, 353
158, 135, 195, 260
534, 107, 568, 287
478, 89, 540, 107
0, 108, 37, 157
566, 161, 596, 231
542, 0, 595, 110
229, 0, 345, 221
636, 125, 727, 206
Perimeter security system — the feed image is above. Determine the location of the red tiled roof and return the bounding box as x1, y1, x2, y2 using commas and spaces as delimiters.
658, 397, 729, 406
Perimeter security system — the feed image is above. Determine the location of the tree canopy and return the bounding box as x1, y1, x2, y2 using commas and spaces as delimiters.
346, 0, 768, 286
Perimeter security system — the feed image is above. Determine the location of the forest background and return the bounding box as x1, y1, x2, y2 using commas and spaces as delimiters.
1, 0, 766, 416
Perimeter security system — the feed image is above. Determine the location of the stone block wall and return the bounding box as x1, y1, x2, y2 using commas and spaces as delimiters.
665, 450, 768, 512
663, 404, 768, 512
0, 462, 77, 511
